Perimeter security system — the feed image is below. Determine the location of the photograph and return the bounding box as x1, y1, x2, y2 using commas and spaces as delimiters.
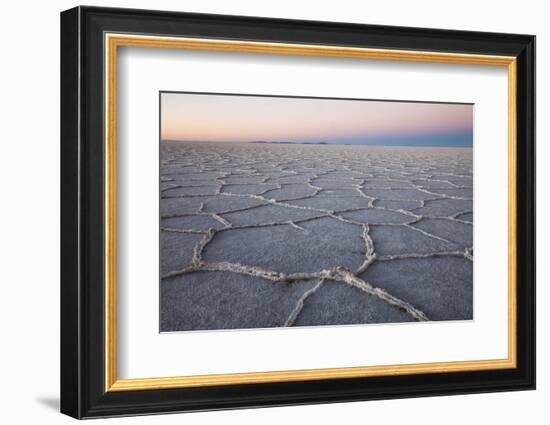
159, 92, 474, 332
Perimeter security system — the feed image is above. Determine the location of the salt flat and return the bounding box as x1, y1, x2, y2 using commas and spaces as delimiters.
160, 141, 473, 331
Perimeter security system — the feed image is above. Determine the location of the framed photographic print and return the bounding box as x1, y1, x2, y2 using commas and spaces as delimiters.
60, 6, 536, 419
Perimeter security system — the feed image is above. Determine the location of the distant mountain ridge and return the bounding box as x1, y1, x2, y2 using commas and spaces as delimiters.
161, 138, 472, 148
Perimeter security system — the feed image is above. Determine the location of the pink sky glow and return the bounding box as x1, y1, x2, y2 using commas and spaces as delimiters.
161, 92, 473, 144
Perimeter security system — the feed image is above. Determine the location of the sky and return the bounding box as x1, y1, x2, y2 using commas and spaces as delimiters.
161, 92, 473, 147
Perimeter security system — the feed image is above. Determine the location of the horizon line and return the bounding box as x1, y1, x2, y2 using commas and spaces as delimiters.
161, 139, 473, 148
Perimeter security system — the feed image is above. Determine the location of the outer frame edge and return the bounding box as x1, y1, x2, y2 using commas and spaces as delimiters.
60, 5, 83, 420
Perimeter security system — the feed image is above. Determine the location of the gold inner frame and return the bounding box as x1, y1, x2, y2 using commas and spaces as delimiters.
104, 33, 517, 392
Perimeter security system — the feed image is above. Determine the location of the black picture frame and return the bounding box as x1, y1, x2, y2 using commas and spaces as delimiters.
61, 5, 535, 419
